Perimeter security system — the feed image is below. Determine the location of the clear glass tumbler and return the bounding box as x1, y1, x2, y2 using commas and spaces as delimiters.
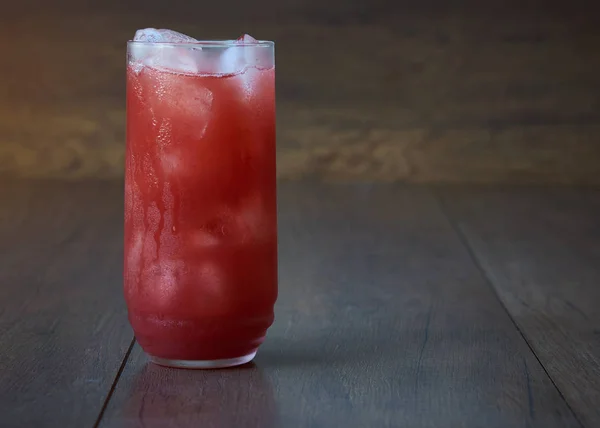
124, 38, 277, 369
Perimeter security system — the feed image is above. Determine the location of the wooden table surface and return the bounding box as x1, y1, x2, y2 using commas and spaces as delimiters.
0, 180, 598, 427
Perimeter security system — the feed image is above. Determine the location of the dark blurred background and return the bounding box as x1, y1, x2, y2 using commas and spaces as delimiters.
1, 0, 599, 183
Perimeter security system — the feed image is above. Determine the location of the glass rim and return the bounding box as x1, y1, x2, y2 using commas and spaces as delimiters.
127, 40, 274, 48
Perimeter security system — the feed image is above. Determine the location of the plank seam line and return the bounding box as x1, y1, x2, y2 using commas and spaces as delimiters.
93, 336, 136, 428
431, 187, 586, 428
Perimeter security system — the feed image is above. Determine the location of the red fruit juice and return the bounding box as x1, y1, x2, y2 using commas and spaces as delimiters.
124, 40, 277, 367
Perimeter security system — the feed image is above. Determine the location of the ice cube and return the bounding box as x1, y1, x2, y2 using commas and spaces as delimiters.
149, 75, 213, 178
236, 34, 258, 44
133, 28, 199, 44
218, 33, 262, 75
218, 47, 245, 75
130, 28, 201, 74
140, 66, 213, 124
153, 47, 200, 74
139, 258, 186, 312
235, 194, 271, 242
197, 261, 226, 298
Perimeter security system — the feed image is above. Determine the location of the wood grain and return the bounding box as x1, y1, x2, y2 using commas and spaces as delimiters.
0, 180, 133, 428
98, 183, 579, 427
438, 186, 600, 427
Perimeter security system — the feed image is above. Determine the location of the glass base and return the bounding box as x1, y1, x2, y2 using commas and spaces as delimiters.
149, 351, 257, 369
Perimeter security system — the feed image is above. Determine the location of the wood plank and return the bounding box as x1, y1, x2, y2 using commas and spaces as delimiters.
99, 183, 579, 427
0, 180, 133, 428
438, 186, 600, 427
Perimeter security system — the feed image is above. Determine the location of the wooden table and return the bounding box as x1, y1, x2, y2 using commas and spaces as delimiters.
0, 180, 598, 427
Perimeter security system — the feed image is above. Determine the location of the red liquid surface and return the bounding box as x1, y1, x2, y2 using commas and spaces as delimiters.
124, 64, 277, 361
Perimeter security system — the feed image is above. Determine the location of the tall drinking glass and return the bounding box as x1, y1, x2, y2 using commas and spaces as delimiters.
124, 38, 277, 369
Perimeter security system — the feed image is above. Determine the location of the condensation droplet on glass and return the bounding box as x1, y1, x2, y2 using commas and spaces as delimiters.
157, 119, 172, 149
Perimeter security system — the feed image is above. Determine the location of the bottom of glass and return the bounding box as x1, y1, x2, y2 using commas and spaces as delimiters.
149, 351, 257, 369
